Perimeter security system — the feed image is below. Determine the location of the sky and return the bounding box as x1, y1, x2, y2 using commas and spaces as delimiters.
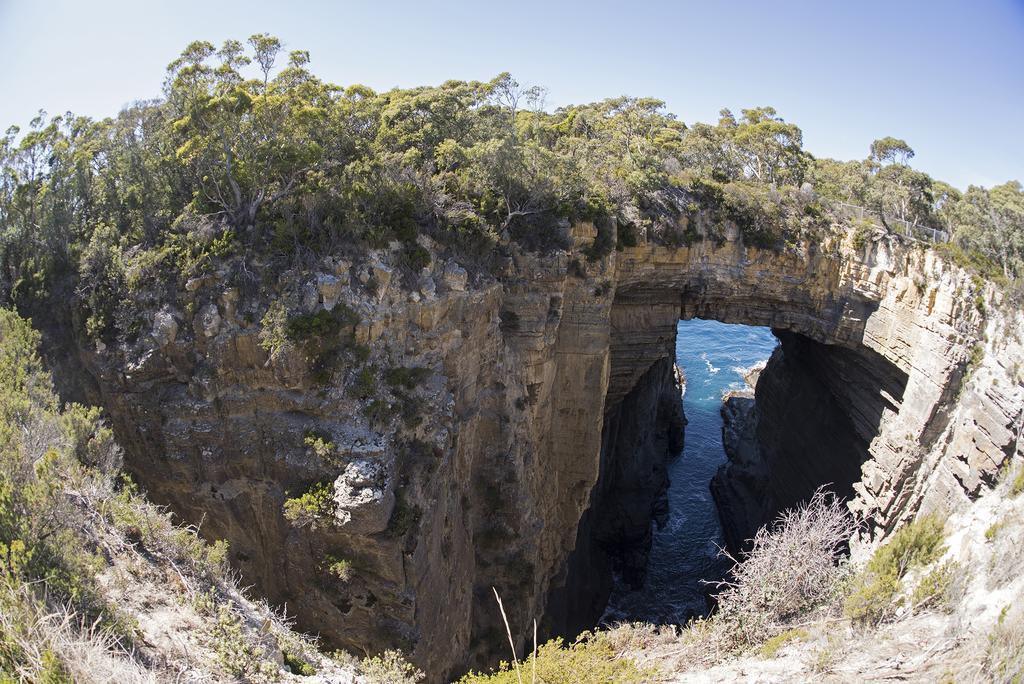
1, 0, 1021, 190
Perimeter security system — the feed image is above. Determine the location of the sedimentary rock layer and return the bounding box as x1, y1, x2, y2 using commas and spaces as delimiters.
51, 220, 1023, 679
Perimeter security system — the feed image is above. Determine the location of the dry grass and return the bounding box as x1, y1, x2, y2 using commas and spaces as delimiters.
981, 602, 1024, 683
0, 581, 156, 683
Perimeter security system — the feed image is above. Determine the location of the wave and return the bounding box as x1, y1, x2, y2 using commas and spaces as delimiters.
700, 352, 720, 375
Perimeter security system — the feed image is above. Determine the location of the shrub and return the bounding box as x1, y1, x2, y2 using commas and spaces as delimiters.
384, 366, 431, 390
325, 556, 353, 582
583, 215, 616, 261
78, 223, 127, 341
399, 244, 431, 272
283, 649, 317, 676
851, 219, 875, 251
286, 309, 342, 341
386, 492, 421, 538
985, 519, 1006, 541
258, 300, 290, 360
457, 634, 656, 683
981, 604, 1024, 683
210, 604, 278, 680
910, 560, 960, 612
283, 482, 336, 529
363, 399, 396, 425
360, 650, 424, 684
303, 429, 337, 463
844, 513, 946, 625
759, 628, 808, 658
351, 365, 378, 400
712, 489, 855, 648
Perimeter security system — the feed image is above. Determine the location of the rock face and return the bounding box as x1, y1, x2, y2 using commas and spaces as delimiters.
547, 356, 685, 636
713, 332, 908, 552
54, 221, 1024, 680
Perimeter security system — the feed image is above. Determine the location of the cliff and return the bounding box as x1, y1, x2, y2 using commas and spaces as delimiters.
51, 217, 1023, 679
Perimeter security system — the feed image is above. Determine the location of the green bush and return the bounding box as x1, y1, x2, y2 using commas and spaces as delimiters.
1013, 468, 1024, 496
360, 649, 424, 683
283, 482, 336, 529
851, 219, 875, 251
386, 492, 421, 538
210, 604, 279, 680
283, 650, 317, 676
384, 366, 431, 390
303, 429, 338, 464
325, 555, 353, 582
399, 244, 431, 272
759, 628, 808, 658
456, 634, 656, 683
844, 514, 946, 625
286, 310, 342, 341
351, 365, 377, 400
910, 560, 959, 611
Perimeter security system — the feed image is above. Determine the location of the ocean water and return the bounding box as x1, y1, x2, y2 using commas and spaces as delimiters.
602, 319, 778, 625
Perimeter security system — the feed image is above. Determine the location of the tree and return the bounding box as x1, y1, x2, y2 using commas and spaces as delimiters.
248, 33, 282, 89
866, 163, 933, 225
731, 107, 808, 185
953, 181, 1024, 278
869, 137, 914, 166
488, 72, 546, 130
166, 36, 342, 229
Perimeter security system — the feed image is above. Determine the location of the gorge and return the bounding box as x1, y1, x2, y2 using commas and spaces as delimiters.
43, 216, 1023, 681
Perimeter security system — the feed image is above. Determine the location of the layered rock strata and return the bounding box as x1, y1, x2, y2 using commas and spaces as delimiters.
51, 219, 1024, 680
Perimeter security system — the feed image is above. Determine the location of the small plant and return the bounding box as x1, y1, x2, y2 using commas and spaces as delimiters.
258, 300, 290, 360
759, 628, 808, 658
303, 429, 338, 463
844, 513, 946, 625
360, 650, 425, 684
283, 482, 336, 529
325, 555, 353, 582
386, 492, 422, 538
1012, 467, 1024, 496
283, 650, 317, 676
350, 365, 377, 400
809, 638, 839, 674
910, 560, 959, 611
985, 519, 1007, 541
967, 343, 985, 373
384, 366, 431, 390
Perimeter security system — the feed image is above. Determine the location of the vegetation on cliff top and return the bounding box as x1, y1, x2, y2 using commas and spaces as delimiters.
0, 35, 1020, 340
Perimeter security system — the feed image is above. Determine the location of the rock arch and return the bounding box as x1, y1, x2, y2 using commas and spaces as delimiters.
64, 224, 1020, 680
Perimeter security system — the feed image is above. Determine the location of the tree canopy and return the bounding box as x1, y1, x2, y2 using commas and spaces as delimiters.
0, 35, 1020, 330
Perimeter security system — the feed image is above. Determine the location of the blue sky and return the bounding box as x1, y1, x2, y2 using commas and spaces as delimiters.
1, 0, 1021, 189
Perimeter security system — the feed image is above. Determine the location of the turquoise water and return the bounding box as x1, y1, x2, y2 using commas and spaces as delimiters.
603, 319, 778, 625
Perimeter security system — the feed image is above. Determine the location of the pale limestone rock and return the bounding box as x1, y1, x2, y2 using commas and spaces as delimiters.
152, 309, 178, 348
443, 262, 468, 291
332, 459, 393, 534
317, 273, 343, 310
195, 303, 221, 338
301, 281, 319, 311
419, 274, 436, 299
